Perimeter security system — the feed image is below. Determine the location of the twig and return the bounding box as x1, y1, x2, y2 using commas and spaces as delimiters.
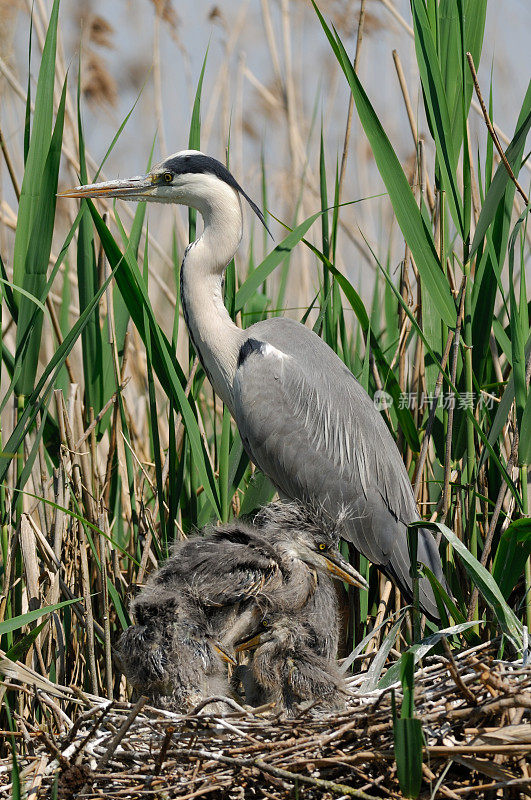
0, 125, 21, 201
466, 52, 529, 206
74, 380, 130, 451
442, 637, 477, 704
96, 696, 147, 770
338, 0, 367, 202
153, 725, 175, 776
184, 748, 379, 799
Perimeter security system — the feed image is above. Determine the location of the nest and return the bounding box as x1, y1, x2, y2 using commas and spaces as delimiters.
1, 640, 530, 799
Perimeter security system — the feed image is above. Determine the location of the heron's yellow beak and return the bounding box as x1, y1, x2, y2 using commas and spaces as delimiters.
234, 633, 262, 653
213, 643, 237, 665
58, 175, 155, 200
322, 554, 369, 590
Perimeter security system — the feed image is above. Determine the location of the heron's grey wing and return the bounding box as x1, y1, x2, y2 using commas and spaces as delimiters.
233, 321, 443, 618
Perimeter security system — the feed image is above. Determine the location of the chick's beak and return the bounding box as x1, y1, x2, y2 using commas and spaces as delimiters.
213, 642, 237, 665
322, 553, 369, 590
58, 175, 155, 200
234, 632, 263, 653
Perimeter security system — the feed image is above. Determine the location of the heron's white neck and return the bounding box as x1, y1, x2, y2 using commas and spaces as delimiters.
180, 179, 246, 412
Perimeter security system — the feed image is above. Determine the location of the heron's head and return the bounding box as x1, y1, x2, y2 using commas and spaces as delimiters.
255, 502, 369, 590
283, 530, 368, 589
59, 149, 270, 233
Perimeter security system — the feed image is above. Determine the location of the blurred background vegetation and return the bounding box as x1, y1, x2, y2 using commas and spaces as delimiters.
0, 0, 529, 731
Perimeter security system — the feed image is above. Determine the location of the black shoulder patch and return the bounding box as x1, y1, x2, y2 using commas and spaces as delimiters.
237, 338, 264, 368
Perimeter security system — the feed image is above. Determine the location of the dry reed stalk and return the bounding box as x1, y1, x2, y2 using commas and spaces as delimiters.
203, 3, 250, 151
466, 52, 529, 206
338, 0, 367, 204
73, 395, 97, 525
98, 515, 113, 701
466, 432, 519, 622
57, 388, 99, 696
152, 14, 167, 157
364, 579, 393, 659
392, 49, 435, 213
413, 275, 466, 501
442, 278, 467, 521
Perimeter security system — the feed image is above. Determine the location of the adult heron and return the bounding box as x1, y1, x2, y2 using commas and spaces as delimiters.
61, 150, 444, 619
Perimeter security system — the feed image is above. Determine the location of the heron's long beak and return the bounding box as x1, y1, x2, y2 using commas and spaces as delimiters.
322, 553, 369, 590
58, 175, 155, 200
234, 632, 263, 653
213, 642, 237, 665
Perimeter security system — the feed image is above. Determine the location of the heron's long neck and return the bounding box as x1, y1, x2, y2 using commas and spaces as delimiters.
180, 184, 245, 412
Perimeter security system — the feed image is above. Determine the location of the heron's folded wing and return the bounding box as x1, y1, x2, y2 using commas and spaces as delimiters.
232, 333, 418, 570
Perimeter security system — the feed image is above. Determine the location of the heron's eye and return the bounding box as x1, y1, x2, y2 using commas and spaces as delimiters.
262, 619, 269, 628
163, 172, 173, 183
318, 543, 327, 551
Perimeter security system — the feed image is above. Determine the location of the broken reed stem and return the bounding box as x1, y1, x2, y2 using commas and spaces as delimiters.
466, 52, 529, 206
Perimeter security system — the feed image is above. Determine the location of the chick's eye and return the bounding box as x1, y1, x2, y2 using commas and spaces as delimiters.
163, 172, 173, 183
318, 543, 326, 551
262, 619, 269, 628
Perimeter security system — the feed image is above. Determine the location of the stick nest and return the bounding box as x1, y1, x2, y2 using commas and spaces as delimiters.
1, 640, 530, 799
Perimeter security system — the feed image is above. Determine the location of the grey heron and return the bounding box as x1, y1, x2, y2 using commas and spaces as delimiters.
235, 616, 346, 712
116, 586, 233, 711
231, 503, 347, 710
117, 502, 363, 710
61, 150, 445, 619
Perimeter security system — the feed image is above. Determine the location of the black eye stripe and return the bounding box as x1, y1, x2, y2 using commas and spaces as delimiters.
157, 153, 272, 237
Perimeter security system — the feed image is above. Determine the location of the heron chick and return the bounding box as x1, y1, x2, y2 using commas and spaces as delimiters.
233, 507, 350, 711
117, 502, 364, 711
116, 586, 232, 711
236, 616, 346, 713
